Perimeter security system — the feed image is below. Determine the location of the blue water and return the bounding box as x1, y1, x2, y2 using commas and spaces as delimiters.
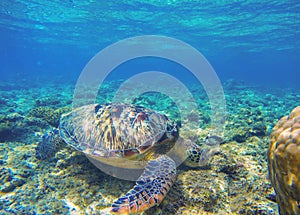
1, 1, 300, 214
0, 0, 300, 87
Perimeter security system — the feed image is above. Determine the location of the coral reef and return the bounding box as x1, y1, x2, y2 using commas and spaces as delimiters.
0, 105, 71, 143
0, 142, 36, 195
268, 106, 300, 215
1, 79, 300, 214
0, 112, 49, 143
1, 139, 277, 215
27, 107, 60, 127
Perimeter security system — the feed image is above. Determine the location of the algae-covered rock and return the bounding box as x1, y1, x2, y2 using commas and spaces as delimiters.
0, 123, 11, 142
249, 123, 267, 137
0, 142, 36, 195
35, 97, 61, 107
0, 111, 51, 142
268, 106, 300, 215
0, 113, 27, 142
28, 106, 60, 127
27, 106, 71, 128
232, 130, 249, 142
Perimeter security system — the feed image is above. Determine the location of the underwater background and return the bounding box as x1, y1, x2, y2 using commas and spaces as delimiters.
0, 0, 300, 214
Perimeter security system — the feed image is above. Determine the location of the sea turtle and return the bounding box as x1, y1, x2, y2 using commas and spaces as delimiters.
36, 103, 213, 214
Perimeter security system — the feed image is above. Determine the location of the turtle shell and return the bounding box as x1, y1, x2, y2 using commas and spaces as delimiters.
59, 103, 176, 159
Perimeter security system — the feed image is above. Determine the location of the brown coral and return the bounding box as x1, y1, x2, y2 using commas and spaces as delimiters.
268, 106, 300, 214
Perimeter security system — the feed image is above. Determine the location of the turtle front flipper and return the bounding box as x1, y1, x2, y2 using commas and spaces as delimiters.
110, 155, 176, 215
36, 129, 60, 160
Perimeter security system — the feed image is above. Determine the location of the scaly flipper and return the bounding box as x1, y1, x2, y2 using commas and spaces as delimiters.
36, 129, 59, 160
110, 155, 176, 215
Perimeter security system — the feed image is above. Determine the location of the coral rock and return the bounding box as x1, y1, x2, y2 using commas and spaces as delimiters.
28, 106, 60, 127
268, 106, 300, 215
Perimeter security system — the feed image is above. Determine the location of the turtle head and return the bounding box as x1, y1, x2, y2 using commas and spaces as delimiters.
184, 139, 219, 167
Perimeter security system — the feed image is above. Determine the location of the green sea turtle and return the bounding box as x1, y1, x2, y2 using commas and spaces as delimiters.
36, 103, 214, 214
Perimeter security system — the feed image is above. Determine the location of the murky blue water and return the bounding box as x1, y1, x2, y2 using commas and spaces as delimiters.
1, 0, 299, 88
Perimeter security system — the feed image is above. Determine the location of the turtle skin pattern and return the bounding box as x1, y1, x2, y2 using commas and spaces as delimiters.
268, 106, 300, 215
110, 155, 176, 214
